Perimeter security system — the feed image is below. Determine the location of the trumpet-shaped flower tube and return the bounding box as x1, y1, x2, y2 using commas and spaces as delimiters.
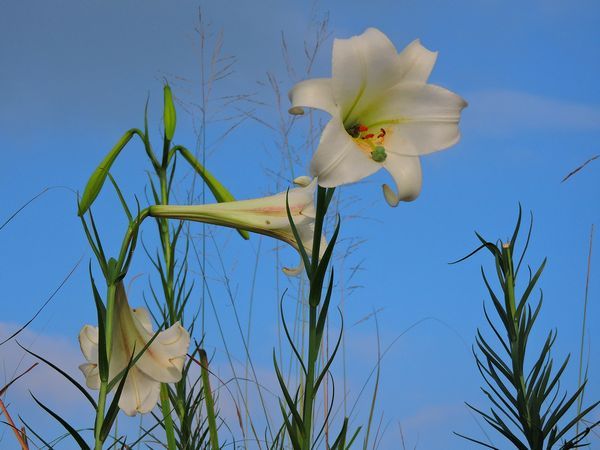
148, 177, 324, 275
289, 28, 467, 206
79, 283, 190, 416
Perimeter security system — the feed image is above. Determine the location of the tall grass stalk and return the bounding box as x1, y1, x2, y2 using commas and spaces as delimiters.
575, 224, 594, 436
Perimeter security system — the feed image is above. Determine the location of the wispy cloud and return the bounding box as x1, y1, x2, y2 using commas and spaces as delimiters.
0, 323, 85, 408
465, 90, 600, 135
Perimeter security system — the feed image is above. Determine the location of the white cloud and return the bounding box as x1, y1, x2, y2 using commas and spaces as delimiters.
0, 323, 86, 408
465, 90, 600, 135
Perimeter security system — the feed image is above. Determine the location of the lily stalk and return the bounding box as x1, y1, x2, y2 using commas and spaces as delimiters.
76, 82, 245, 449
302, 185, 330, 450
271, 184, 357, 450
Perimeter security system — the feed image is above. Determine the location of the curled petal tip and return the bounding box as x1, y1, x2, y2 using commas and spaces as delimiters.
282, 260, 304, 276
382, 184, 401, 207
288, 106, 305, 115
382, 182, 419, 207
293, 175, 312, 187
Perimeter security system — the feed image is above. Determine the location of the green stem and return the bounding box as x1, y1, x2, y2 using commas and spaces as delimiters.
94, 382, 109, 450
160, 383, 177, 450
309, 187, 328, 278
301, 186, 330, 450
156, 165, 177, 450
94, 282, 116, 450
302, 306, 318, 450
503, 244, 534, 447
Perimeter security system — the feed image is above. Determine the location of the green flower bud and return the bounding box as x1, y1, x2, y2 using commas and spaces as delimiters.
163, 84, 176, 141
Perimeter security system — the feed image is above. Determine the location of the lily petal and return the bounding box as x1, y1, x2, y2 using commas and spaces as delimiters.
382, 152, 423, 206
395, 39, 438, 84
131, 307, 153, 333
311, 117, 380, 187
288, 78, 337, 116
364, 83, 467, 155
132, 322, 189, 383
79, 324, 99, 364
118, 367, 161, 417
113, 284, 190, 384
79, 362, 101, 390
332, 28, 402, 125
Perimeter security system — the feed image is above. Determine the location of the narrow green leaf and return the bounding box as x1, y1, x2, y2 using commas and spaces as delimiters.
279, 399, 302, 450
509, 204, 522, 254
280, 293, 307, 376
89, 267, 108, 383
345, 426, 362, 449
285, 189, 311, 275
18, 342, 97, 409
107, 173, 132, 222
454, 431, 500, 449
31, 392, 91, 449
273, 351, 304, 430
19, 415, 55, 449
309, 216, 340, 308
330, 417, 348, 449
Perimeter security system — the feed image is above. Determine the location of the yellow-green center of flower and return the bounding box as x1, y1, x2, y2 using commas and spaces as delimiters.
345, 123, 389, 163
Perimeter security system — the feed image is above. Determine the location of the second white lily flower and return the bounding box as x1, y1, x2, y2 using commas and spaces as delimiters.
289, 28, 467, 206
148, 177, 325, 275
79, 283, 190, 416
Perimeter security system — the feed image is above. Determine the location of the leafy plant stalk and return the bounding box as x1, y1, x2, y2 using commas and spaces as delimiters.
455, 209, 600, 450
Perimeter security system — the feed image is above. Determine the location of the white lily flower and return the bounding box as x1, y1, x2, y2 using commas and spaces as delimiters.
149, 177, 324, 276
289, 28, 467, 206
79, 283, 190, 416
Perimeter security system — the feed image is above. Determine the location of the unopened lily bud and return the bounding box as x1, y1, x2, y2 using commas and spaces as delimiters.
148, 177, 325, 275
163, 84, 176, 141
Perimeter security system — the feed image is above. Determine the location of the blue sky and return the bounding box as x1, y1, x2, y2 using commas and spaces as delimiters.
1, 1, 599, 449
